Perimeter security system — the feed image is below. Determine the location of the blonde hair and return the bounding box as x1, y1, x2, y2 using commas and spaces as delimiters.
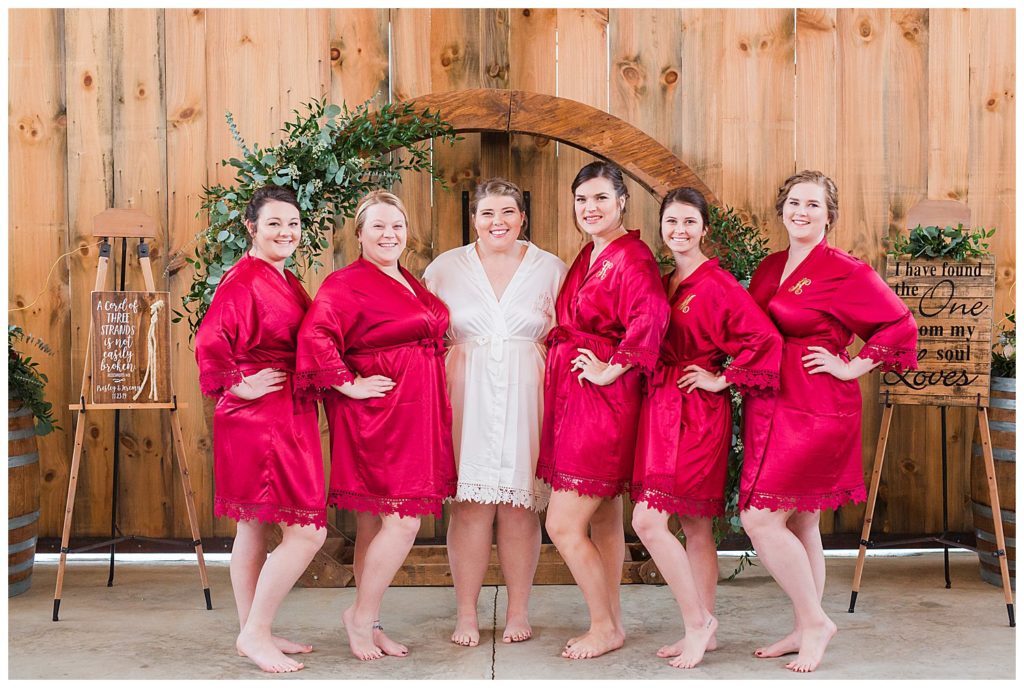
774, 170, 839, 227
354, 190, 410, 237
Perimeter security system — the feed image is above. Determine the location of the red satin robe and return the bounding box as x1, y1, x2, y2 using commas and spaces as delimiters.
740, 238, 918, 512
537, 231, 670, 498
195, 254, 326, 528
633, 258, 782, 517
295, 257, 456, 518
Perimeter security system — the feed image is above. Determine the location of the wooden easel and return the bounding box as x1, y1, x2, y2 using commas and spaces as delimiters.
848, 200, 1014, 627
52, 209, 211, 621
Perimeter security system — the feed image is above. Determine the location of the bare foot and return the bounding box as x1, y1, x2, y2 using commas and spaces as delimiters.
502, 613, 532, 643
668, 615, 718, 669
785, 619, 837, 673
236, 629, 304, 673
561, 627, 625, 660
342, 606, 384, 661
373, 624, 409, 657
754, 627, 801, 658
451, 613, 480, 647
565, 620, 622, 650
236, 635, 313, 657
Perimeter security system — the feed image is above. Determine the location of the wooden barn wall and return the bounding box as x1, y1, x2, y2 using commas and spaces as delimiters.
8, 8, 1016, 540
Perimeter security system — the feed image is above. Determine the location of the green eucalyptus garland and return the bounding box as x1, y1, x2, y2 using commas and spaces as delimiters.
175, 96, 458, 336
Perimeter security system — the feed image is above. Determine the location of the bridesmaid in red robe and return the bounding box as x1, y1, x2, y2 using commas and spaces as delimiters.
631, 187, 782, 669
538, 162, 670, 659
739, 171, 918, 673
195, 186, 327, 674
295, 191, 456, 661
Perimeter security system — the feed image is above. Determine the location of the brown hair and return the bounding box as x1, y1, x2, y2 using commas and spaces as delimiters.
571, 161, 629, 210
244, 185, 300, 235
659, 187, 710, 228
470, 177, 526, 216
774, 170, 839, 227
353, 190, 410, 238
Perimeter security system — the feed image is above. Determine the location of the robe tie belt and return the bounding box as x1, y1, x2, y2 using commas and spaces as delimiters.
450, 335, 543, 362
350, 337, 447, 358
544, 325, 619, 355
782, 335, 850, 360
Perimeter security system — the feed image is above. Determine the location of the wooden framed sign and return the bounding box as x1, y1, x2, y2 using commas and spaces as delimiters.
879, 256, 995, 406
90, 291, 172, 405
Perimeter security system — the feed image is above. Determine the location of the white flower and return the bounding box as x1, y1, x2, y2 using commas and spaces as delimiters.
1003, 344, 1014, 358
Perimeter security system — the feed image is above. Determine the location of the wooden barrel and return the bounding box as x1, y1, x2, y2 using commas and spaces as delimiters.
970, 377, 1016, 589
8, 400, 40, 597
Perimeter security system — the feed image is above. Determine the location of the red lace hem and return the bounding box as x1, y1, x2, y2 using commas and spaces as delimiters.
609, 347, 660, 374
631, 486, 723, 518
858, 343, 919, 373
724, 365, 779, 398
536, 465, 629, 499
329, 487, 455, 519
199, 369, 245, 397
215, 498, 327, 529
741, 485, 867, 513
293, 367, 355, 397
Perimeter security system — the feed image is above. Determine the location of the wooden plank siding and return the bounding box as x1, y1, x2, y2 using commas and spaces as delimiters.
8, 9, 72, 536
7, 8, 1015, 542
165, 8, 213, 537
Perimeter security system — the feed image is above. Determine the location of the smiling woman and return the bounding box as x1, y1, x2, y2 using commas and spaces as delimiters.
423, 177, 567, 648
295, 190, 456, 661
194, 185, 328, 674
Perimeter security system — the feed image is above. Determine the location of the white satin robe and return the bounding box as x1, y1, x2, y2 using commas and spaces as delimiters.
424, 241, 567, 510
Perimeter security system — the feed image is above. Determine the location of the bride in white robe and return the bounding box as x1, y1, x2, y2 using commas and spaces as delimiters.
424, 178, 566, 648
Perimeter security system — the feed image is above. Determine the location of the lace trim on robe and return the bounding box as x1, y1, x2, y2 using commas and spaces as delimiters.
293, 367, 356, 397
724, 365, 780, 398
199, 369, 245, 398
536, 466, 630, 499
742, 484, 867, 514
214, 497, 326, 529
631, 485, 724, 518
609, 346, 660, 374
449, 480, 551, 512
858, 343, 919, 373
329, 485, 456, 520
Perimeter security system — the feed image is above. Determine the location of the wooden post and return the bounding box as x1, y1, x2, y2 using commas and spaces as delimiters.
976, 407, 1016, 626
53, 239, 110, 621
849, 403, 895, 613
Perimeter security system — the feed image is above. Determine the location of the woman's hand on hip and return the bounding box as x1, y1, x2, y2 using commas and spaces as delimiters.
677, 364, 729, 393
334, 375, 396, 399
572, 347, 628, 386
227, 368, 286, 400
802, 346, 856, 380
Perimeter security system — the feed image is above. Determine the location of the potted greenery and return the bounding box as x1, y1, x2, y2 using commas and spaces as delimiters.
8, 325, 58, 596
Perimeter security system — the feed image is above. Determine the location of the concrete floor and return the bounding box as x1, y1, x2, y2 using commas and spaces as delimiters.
8, 551, 1016, 680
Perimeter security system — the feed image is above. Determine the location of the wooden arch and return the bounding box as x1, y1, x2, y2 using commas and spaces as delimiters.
400, 89, 718, 204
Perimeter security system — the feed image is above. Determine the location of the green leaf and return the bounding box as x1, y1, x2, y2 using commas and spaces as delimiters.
216, 230, 230, 241
324, 103, 342, 118
261, 154, 277, 166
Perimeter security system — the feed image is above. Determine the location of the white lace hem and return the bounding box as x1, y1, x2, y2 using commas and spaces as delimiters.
448, 480, 551, 511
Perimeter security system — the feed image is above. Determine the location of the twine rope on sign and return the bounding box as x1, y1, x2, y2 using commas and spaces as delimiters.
132, 300, 165, 402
